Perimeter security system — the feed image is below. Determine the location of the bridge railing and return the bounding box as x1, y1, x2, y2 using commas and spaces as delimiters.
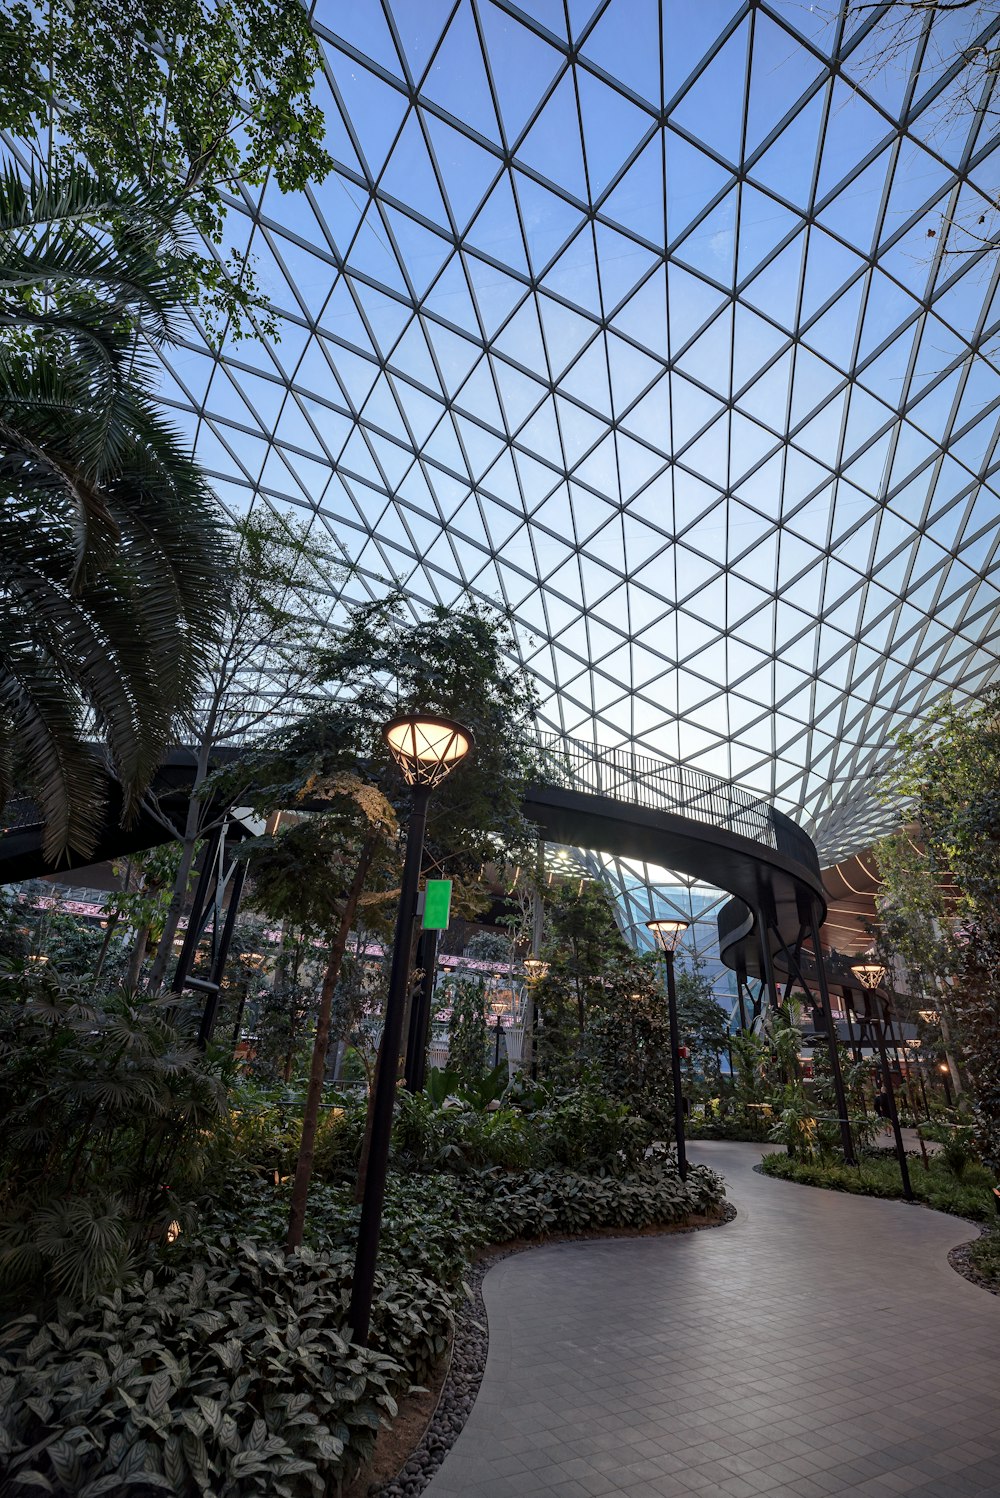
534, 733, 777, 848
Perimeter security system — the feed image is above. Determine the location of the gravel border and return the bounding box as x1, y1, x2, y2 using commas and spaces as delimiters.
371, 1202, 737, 1498
949, 1233, 1000, 1297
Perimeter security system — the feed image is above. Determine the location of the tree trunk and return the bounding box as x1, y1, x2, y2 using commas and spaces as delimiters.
125, 924, 150, 990
286, 838, 377, 1253
147, 714, 218, 993
92, 908, 121, 983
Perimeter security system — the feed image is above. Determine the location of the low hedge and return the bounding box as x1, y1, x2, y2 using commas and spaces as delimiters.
759, 1149, 996, 1221
0, 1160, 725, 1498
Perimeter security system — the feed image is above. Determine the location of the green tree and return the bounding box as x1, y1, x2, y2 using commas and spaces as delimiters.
534, 880, 676, 1123
533, 881, 621, 1081
0, 966, 226, 1306
0, 167, 228, 859
674, 957, 731, 1102
878, 686, 1000, 1164
145, 510, 345, 992
0, 0, 332, 336
441, 974, 490, 1084
236, 593, 540, 1249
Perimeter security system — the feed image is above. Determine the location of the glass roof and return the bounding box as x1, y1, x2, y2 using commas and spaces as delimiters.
158, 0, 1000, 863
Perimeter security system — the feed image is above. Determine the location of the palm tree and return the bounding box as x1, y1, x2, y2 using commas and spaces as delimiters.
0, 163, 228, 862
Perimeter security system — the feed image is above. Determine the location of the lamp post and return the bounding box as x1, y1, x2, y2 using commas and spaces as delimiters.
646, 918, 689, 1181
851, 962, 913, 1202
938, 1061, 954, 1107
906, 1039, 931, 1119
491, 996, 506, 1070
348, 715, 472, 1345
522, 956, 548, 1080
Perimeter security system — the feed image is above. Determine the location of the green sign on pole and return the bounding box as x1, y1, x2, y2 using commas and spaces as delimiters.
421, 879, 453, 931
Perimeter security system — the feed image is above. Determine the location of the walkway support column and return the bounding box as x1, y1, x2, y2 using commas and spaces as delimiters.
809, 905, 856, 1166
756, 902, 781, 1014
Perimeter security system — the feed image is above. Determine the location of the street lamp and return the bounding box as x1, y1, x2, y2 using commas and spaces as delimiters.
851, 961, 913, 1202
522, 956, 547, 1081
348, 714, 472, 1345
490, 996, 506, 1069
646, 918, 690, 1181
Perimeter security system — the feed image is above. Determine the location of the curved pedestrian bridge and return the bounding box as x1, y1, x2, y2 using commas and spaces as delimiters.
0, 736, 823, 980
424, 1142, 1000, 1498
0, 736, 824, 975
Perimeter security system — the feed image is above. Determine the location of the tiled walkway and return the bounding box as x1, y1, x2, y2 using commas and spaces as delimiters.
424, 1142, 1000, 1498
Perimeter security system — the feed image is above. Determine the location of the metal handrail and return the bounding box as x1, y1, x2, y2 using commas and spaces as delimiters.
534, 732, 778, 848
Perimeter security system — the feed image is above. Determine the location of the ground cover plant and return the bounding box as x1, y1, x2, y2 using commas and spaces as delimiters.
760, 1149, 996, 1222
0, 1045, 726, 1498
967, 1228, 1000, 1291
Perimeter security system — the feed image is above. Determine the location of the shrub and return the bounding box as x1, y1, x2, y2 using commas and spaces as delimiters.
475, 1160, 723, 1238
968, 1227, 1000, 1288
533, 1088, 653, 1174
918, 1123, 979, 1181
760, 1150, 995, 1220
0, 1241, 403, 1498
0, 1155, 726, 1496
0, 977, 227, 1308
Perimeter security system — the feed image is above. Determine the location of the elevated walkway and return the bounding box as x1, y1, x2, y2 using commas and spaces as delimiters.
1, 735, 826, 995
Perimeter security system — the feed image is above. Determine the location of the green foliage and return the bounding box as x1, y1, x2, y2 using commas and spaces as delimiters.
877, 686, 1000, 1168
8, 897, 107, 979
0, 0, 332, 337
442, 974, 491, 1083
768, 1099, 820, 1160
0, 1045, 727, 1495
391, 1091, 537, 1175
243, 594, 541, 913
674, 957, 731, 1099
242, 975, 317, 1086
533, 881, 675, 1120
919, 1122, 978, 1181
534, 1089, 653, 1174
0, 969, 226, 1306
0, 165, 228, 859
760, 1150, 996, 1221
0, 1242, 401, 1498
968, 1227, 1000, 1289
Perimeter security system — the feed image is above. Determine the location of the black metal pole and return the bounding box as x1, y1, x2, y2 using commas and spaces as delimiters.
808, 906, 856, 1166
874, 1016, 913, 1200
231, 985, 248, 1052
404, 927, 438, 1092
916, 1058, 930, 1120
941, 1065, 954, 1107
493, 1015, 502, 1070
664, 949, 688, 1181
756, 906, 781, 1014
197, 857, 247, 1049
172, 821, 225, 992
530, 995, 538, 1081
349, 787, 429, 1345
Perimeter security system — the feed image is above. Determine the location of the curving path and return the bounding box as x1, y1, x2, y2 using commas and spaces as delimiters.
424, 1143, 1000, 1498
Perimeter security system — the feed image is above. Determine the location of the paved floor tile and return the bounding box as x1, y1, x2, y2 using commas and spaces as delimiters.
424, 1143, 1000, 1497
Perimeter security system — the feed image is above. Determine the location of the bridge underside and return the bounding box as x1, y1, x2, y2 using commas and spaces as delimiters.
4, 753, 825, 990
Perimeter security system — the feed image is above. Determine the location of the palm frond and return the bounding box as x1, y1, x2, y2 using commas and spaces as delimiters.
0, 159, 229, 859
0, 647, 108, 861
